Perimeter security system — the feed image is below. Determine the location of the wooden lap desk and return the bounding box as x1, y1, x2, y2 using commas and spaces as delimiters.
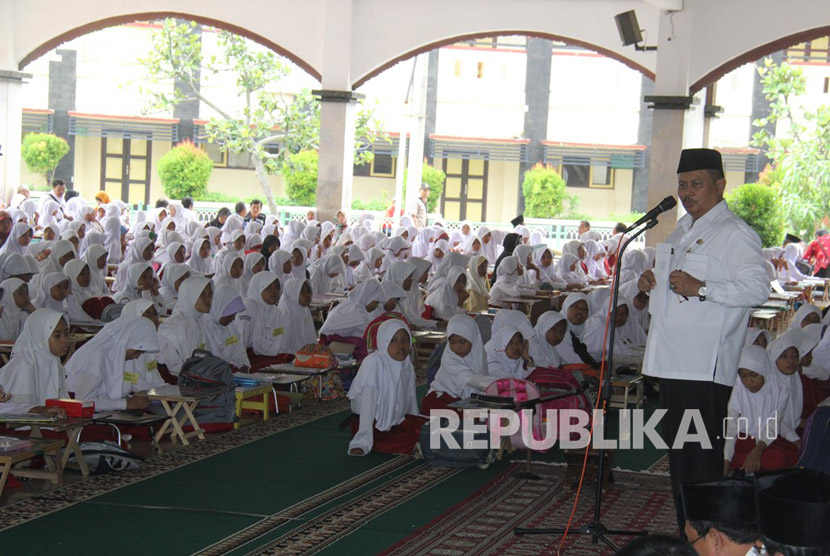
0, 438, 65, 496
260, 363, 338, 399
138, 385, 211, 452
92, 411, 169, 444
3, 417, 92, 476
609, 374, 644, 409
234, 384, 272, 429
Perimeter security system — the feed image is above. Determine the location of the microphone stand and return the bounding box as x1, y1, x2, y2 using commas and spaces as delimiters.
513, 217, 658, 550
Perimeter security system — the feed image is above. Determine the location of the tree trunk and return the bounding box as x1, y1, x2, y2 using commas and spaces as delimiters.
252, 155, 278, 215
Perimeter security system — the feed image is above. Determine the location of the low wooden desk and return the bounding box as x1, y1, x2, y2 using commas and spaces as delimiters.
234, 384, 272, 429
609, 375, 644, 410
0, 437, 65, 496
92, 411, 169, 444
3, 417, 92, 476
138, 385, 211, 452
259, 364, 334, 399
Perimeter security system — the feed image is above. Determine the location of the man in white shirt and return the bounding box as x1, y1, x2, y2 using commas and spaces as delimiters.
38, 179, 72, 221
9, 186, 29, 209
637, 148, 769, 533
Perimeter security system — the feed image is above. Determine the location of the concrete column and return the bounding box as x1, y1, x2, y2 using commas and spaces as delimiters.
632, 76, 655, 213
0, 70, 31, 203
174, 22, 202, 143
424, 49, 439, 162
48, 49, 76, 186
315, 90, 361, 222
518, 37, 553, 215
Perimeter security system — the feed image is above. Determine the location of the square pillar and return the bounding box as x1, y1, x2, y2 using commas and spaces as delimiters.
0, 70, 31, 204
313, 89, 363, 222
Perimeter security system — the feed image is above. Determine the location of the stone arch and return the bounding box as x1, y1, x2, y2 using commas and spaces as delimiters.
352, 30, 655, 89
18, 11, 321, 80
691, 25, 830, 94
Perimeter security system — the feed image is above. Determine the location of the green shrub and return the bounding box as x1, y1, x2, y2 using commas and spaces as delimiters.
351, 199, 388, 211
282, 150, 318, 206
194, 190, 239, 203
725, 183, 784, 247
522, 163, 571, 218
21, 133, 70, 186
403, 162, 446, 213
157, 140, 213, 199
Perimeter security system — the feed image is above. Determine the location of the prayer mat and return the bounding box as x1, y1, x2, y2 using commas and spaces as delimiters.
379, 462, 676, 556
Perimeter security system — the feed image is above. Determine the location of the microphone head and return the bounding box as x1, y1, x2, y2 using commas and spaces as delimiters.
659, 196, 678, 211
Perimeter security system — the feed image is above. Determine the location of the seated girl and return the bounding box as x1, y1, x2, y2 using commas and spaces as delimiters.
556, 253, 589, 289
353, 247, 383, 283
790, 304, 821, 330
65, 316, 158, 411
532, 248, 568, 290
157, 263, 191, 315
583, 297, 647, 360
309, 254, 346, 296
583, 239, 609, 281
348, 320, 424, 456
205, 285, 251, 372
114, 238, 155, 292
485, 326, 532, 380
119, 299, 168, 386
84, 244, 112, 296
427, 239, 450, 274
213, 229, 246, 274
0, 253, 35, 283
213, 253, 245, 297
187, 237, 213, 276
380, 236, 409, 271
488, 256, 536, 309
240, 252, 265, 298
744, 327, 771, 349
384, 258, 439, 329
724, 345, 797, 473
112, 263, 164, 311
767, 331, 814, 445
319, 279, 383, 349
340, 244, 363, 290
158, 277, 213, 377
243, 271, 290, 368
553, 293, 597, 367
33, 272, 72, 314
62, 259, 101, 323
268, 250, 295, 286
0, 278, 34, 341
424, 266, 469, 321
278, 278, 318, 354
422, 314, 491, 413
528, 311, 568, 368
465, 255, 490, 312
0, 309, 70, 418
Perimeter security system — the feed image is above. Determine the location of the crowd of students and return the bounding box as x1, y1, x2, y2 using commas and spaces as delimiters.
0, 182, 826, 482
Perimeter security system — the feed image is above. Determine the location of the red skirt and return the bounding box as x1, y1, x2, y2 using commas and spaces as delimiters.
420, 391, 461, 416
246, 349, 294, 371
350, 414, 427, 455
730, 435, 798, 471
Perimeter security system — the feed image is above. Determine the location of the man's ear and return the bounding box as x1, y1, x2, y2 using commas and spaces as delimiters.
716, 177, 727, 197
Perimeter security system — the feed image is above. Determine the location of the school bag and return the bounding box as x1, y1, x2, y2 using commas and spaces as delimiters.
526, 367, 594, 418
67, 440, 144, 474
178, 349, 236, 426
419, 413, 495, 468
796, 405, 830, 474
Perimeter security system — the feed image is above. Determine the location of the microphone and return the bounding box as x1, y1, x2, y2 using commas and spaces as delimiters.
625, 196, 677, 232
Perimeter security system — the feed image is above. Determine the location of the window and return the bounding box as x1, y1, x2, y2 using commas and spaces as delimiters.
561, 158, 614, 189
369, 154, 396, 177
202, 142, 228, 167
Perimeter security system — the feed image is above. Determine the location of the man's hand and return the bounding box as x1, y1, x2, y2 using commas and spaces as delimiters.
638, 269, 657, 292
668, 270, 703, 298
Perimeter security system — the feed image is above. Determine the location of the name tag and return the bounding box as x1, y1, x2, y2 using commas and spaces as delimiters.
123, 372, 139, 385
198, 343, 206, 350
224, 335, 238, 346
145, 360, 158, 372
272, 327, 284, 337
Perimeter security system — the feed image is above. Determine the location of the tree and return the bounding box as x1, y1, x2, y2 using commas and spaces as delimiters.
139, 19, 383, 213
157, 140, 213, 199
283, 150, 318, 206
521, 163, 572, 218
751, 58, 830, 238
725, 183, 784, 247
21, 133, 70, 186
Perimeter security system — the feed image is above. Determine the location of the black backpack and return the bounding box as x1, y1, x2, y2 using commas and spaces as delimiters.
178, 349, 236, 425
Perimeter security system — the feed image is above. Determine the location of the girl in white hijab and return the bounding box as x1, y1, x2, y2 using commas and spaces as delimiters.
491, 309, 535, 344
790, 304, 822, 330
114, 237, 155, 292
0, 253, 33, 283
0, 309, 69, 416
33, 272, 70, 315
348, 319, 422, 456
744, 327, 771, 349
213, 252, 245, 297
488, 256, 533, 309
425, 314, 491, 411
0, 278, 31, 341
766, 331, 807, 446
36, 239, 75, 281
102, 216, 123, 264
427, 239, 450, 273
0, 222, 34, 257
83, 244, 110, 296
353, 247, 383, 284
204, 285, 250, 371
556, 253, 588, 287
158, 277, 213, 376
465, 255, 490, 312
240, 252, 265, 298
528, 311, 568, 368
287, 240, 311, 280
187, 237, 213, 276
112, 263, 163, 311
268, 250, 294, 286
532, 248, 564, 289
555, 292, 597, 366
583, 297, 645, 360
513, 244, 537, 288
243, 271, 285, 359
220, 214, 245, 245
343, 244, 364, 289
62, 260, 96, 323
390, 258, 437, 329
320, 279, 383, 339
424, 266, 468, 321
724, 345, 794, 473
65, 316, 159, 411
583, 239, 608, 280
309, 254, 346, 297
277, 278, 317, 354
158, 263, 191, 315
485, 326, 531, 379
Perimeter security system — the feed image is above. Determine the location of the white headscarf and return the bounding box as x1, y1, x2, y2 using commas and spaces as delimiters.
102, 216, 123, 263
309, 254, 345, 296
557, 253, 587, 285
33, 271, 69, 313
319, 279, 383, 339
484, 326, 527, 379
244, 271, 284, 356
529, 311, 566, 368
114, 237, 154, 292
728, 345, 784, 441
583, 296, 645, 359
766, 330, 804, 441
466, 255, 490, 297
430, 314, 489, 398
214, 252, 245, 297
0, 309, 68, 409
64, 259, 93, 304
157, 276, 211, 375
0, 253, 33, 283
790, 304, 821, 330
240, 252, 265, 298
0, 278, 28, 341
268, 250, 294, 285
488, 255, 523, 307
348, 319, 418, 431
561, 292, 590, 339
204, 284, 249, 369
583, 239, 607, 280
83, 244, 110, 295
0, 222, 32, 256
112, 262, 152, 305
187, 238, 212, 275
65, 316, 159, 408
744, 327, 771, 348
158, 263, 190, 314
424, 266, 467, 321
278, 278, 317, 353
491, 309, 534, 342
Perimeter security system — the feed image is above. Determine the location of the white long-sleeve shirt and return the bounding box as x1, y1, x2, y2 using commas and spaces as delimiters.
643, 201, 770, 386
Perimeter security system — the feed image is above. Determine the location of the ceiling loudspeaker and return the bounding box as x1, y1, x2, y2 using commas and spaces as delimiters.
615, 10, 644, 47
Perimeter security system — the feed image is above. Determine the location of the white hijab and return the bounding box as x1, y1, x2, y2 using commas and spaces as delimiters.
430, 314, 489, 398
529, 311, 566, 368
767, 331, 804, 438
187, 237, 213, 275
309, 254, 345, 296
0, 222, 32, 256
158, 263, 191, 314
33, 271, 69, 313
102, 216, 122, 263
277, 278, 317, 353
424, 266, 467, 321
244, 271, 284, 356
0, 309, 68, 409
0, 278, 28, 341
466, 255, 490, 297
157, 276, 211, 375
268, 250, 294, 286
319, 279, 383, 339
83, 244, 110, 295
204, 284, 249, 369
729, 345, 784, 440
484, 326, 527, 380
